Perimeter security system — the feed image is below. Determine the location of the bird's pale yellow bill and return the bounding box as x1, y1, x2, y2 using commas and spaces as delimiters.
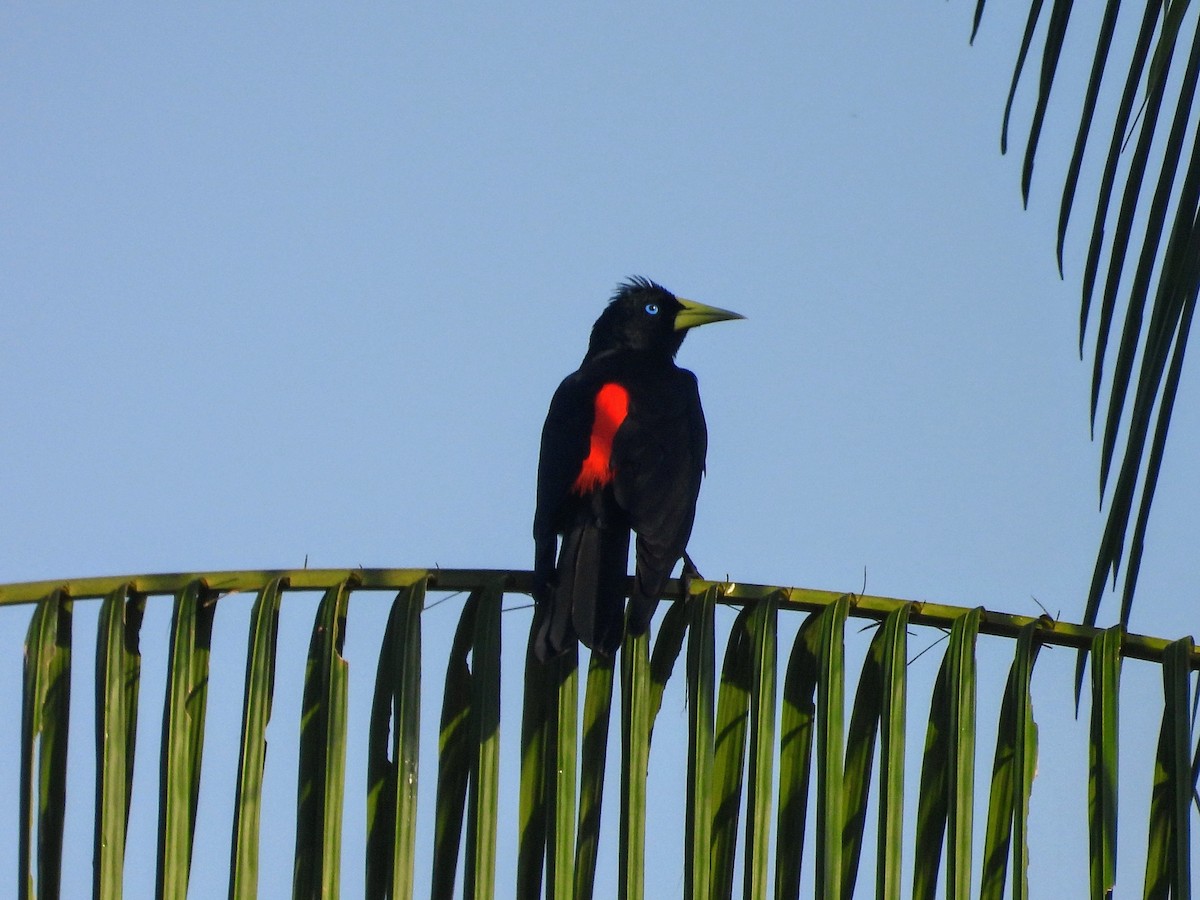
673, 297, 746, 331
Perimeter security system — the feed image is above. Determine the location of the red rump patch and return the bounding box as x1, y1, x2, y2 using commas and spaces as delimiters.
572, 382, 629, 494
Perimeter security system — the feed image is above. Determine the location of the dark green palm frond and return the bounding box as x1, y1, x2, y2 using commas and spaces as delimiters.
365, 582, 424, 900
975, 0, 1200, 634
159, 580, 215, 898
95, 584, 144, 900
5, 569, 1199, 898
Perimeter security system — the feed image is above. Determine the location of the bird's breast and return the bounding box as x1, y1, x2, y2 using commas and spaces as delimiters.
571, 382, 630, 494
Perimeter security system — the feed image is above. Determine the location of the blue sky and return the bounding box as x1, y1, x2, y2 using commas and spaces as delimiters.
2, 5, 1197, 896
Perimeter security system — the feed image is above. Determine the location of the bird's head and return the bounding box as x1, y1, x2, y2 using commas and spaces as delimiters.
585, 277, 744, 360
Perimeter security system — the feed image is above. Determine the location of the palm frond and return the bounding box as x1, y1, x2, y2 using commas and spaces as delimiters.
365, 581, 424, 900
5, 568, 1198, 897
977, 1, 1200, 633
95, 584, 144, 900
159, 580, 214, 897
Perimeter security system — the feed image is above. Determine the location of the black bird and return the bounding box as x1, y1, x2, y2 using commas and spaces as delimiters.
532, 277, 743, 661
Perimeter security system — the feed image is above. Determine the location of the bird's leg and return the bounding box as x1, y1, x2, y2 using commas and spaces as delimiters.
680, 551, 702, 601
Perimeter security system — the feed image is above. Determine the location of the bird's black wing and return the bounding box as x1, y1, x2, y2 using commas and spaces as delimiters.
532, 369, 594, 650
613, 367, 706, 632
533, 369, 594, 544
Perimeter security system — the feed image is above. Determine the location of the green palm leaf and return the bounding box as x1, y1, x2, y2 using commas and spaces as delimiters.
464, 583, 503, 900
159, 580, 215, 899
813, 596, 850, 899
517, 626, 550, 900
4, 568, 1198, 897
1143, 637, 1194, 896
574, 648, 615, 900
685, 586, 716, 900
775, 609, 820, 900
1089, 625, 1122, 899
20, 589, 72, 900
230, 577, 284, 900
432, 588, 479, 900
293, 581, 351, 900
981, 619, 1044, 900
546, 648, 579, 900
978, 0, 1200, 632
710, 603, 752, 898
365, 580, 425, 900
95, 583, 145, 900
913, 607, 981, 900
743, 594, 778, 900
841, 603, 910, 899
618, 630, 650, 900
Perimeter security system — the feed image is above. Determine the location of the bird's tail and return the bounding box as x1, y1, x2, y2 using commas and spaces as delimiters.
537, 522, 629, 660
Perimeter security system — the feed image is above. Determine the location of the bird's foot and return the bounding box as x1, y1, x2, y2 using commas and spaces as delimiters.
681, 551, 702, 599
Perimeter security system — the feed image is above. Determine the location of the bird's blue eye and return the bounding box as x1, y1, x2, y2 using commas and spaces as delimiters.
644, 303, 659, 315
